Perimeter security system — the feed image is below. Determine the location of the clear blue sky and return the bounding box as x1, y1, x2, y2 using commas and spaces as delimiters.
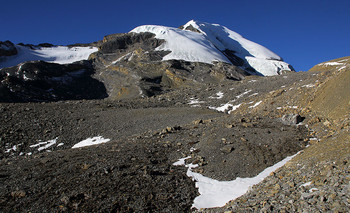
1, 0, 349, 71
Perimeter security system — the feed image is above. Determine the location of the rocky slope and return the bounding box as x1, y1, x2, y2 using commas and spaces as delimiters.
0, 57, 348, 212
199, 56, 350, 212
0, 21, 348, 212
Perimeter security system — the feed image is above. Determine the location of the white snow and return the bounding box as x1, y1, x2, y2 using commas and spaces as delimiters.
236, 89, 252, 99
173, 156, 191, 166
30, 137, 58, 151
249, 92, 259, 97
183, 20, 293, 76
277, 106, 298, 110
0, 45, 98, 69
131, 20, 293, 76
131, 25, 230, 64
301, 84, 315, 88
309, 188, 319, 192
338, 66, 346, 71
245, 57, 292, 76
320, 62, 344, 66
190, 147, 197, 152
184, 20, 281, 60
72, 136, 111, 148
5, 145, 18, 153
249, 101, 262, 108
111, 52, 132, 64
301, 181, 312, 187
188, 98, 205, 105
174, 152, 300, 209
209, 103, 241, 114
209, 91, 224, 99
188, 98, 205, 107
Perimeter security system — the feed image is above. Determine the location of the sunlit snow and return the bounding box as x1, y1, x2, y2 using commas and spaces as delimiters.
72, 136, 111, 148
188, 98, 205, 107
183, 20, 293, 76
30, 137, 58, 151
236, 89, 252, 99
249, 101, 262, 108
209, 91, 224, 99
131, 25, 230, 64
184, 20, 281, 60
173, 152, 299, 209
320, 62, 344, 66
209, 103, 241, 114
0, 45, 98, 69
131, 20, 293, 76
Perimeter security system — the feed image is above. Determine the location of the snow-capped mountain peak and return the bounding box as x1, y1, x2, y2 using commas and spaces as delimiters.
132, 20, 293, 76
130, 25, 231, 64
183, 20, 282, 60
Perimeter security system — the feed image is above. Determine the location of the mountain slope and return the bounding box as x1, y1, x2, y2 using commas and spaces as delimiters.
0, 55, 348, 212
89, 31, 247, 100
0, 20, 295, 102
198, 57, 350, 212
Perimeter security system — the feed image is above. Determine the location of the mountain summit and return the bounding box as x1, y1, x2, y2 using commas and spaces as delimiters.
132, 20, 294, 76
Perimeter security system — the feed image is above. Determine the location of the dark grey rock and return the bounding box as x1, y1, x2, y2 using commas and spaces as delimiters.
183, 24, 202, 33
0, 60, 107, 102
0, 41, 17, 57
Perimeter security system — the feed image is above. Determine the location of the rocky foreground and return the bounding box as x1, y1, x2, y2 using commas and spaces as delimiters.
0, 56, 349, 212
201, 57, 350, 212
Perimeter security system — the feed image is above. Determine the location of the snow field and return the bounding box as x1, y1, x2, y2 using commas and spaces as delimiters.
173, 152, 300, 209
131, 25, 230, 64
0, 45, 98, 69
131, 20, 294, 76
183, 20, 281, 60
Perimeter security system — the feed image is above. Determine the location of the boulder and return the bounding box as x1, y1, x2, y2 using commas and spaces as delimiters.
281, 114, 304, 125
